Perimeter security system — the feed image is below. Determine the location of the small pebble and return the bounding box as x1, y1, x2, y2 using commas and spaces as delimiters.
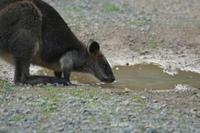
24, 109, 32, 114
190, 108, 198, 114
57, 127, 65, 132
145, 128, 157, 133
115, 67, 119, 70
153, 99, 158, 103
124, 88, 131, 93
141, 96, 146, 99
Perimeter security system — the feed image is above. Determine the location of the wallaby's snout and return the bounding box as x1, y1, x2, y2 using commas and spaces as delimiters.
100, 75, 115, 83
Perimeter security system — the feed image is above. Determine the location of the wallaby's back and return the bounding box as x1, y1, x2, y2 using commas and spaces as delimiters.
0, 0, 42, 54
1, 0, 83, 63
33, 0, 83, 63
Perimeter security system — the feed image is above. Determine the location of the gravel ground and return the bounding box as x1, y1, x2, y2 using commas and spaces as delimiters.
0, 0, 200, 132
0, 83, 200, 133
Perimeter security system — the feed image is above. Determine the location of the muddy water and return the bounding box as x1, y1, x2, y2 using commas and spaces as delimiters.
71, 64, 200, 90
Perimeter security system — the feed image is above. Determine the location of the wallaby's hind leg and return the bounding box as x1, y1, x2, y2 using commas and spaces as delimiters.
14, 53, 70, 86
14, 57, 31, 84
14, 54, 70, 85
11, 30, 35, 84
15, 62, 70, 85
12, 30, 70, 86
14, 58, 70, 85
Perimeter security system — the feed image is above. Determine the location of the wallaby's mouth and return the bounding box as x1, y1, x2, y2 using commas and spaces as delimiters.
100, 76, 115, 83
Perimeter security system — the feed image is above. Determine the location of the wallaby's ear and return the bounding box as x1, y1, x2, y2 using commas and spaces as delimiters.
88, 40, 100, 55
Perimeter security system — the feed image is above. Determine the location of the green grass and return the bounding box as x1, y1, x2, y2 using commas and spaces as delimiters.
148, 37, 158, 49
32, 88, 62, 114
69, 88, 100, 99
64, 7, 82, 13
0, 81, 15, 91
9, 114, 24, 122
0, 81, 16, 103
132, 95, 145, 104
103, 3, 120, 13
132, 95, 146, 109
43, 101, 58, 113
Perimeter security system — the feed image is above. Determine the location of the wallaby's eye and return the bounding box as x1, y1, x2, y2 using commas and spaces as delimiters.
98, 59, 110, 72
103, 63, 110, 72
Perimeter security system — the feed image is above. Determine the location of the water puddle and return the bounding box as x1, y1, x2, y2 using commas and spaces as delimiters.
70, 64, 200, 90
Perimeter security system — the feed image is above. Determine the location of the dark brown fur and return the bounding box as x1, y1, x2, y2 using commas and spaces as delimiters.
0, 0, 115, 85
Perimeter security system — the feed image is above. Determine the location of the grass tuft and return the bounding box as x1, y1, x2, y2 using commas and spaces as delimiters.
103, 3, 120, 12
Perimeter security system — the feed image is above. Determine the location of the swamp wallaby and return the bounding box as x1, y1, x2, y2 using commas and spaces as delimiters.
0, 0, 115, 85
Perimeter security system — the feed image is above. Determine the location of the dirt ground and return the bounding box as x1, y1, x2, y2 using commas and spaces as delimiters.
0, 0, 200, 132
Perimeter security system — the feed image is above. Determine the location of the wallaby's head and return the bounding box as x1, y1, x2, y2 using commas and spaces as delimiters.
86, 41, 115, 83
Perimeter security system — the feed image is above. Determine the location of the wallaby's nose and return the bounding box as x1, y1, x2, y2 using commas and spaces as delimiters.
110, 76, 115, 82
102, 76, 115, 83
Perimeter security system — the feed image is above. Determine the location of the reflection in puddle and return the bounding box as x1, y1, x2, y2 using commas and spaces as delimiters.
71, 64, 200, 90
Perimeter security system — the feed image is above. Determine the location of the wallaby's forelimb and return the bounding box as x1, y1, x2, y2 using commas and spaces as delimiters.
54, 71, 62, 78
